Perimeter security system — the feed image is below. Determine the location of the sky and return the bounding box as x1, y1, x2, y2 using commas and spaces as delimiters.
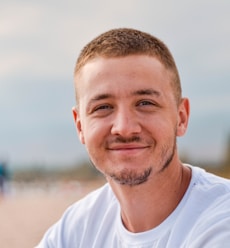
0, 0, 230, 170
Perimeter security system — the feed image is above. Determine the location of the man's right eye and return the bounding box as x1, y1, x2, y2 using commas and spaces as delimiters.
93, 104, 113, 112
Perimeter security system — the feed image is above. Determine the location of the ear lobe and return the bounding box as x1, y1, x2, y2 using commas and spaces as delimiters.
72, 107, 85, 144
177, 98, 190, 137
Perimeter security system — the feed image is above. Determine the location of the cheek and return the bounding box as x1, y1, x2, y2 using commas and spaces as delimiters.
145, 115, 171, 131
144, 116, 177, 140
82, 119, 108, 146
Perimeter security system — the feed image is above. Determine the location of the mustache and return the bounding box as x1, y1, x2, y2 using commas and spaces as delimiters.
111, 136, 141, 143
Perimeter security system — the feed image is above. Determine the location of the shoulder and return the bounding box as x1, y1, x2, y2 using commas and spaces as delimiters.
36, 183, 118, 248
63, 182, 117, 221
184, 192, 230, 247
182, 165, 230, 246
60, 182, 117, 223
188, 164, 230, 194
185, 164, 230, 215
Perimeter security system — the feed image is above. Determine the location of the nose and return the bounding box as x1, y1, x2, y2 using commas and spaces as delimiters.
111, 108, 141, 137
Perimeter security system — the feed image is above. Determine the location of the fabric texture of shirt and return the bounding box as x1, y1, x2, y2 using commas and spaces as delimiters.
36, 165, 230, 248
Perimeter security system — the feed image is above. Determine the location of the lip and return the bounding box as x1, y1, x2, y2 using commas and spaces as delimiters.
107, 144, 150, 153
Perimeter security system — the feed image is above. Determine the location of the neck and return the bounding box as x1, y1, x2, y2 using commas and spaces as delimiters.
107, 162, 191, 233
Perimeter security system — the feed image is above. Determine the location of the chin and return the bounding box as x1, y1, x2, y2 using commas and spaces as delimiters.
106, 167, 152, 186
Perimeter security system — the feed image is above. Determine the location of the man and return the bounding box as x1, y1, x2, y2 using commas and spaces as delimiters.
0, 161, 7, 195
37, 28, 230, 247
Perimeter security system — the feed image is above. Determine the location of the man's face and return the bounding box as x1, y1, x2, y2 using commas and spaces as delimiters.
73, 55, 189, 186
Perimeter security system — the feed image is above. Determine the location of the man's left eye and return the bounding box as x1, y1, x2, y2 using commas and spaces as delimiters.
138, 100, 154, 106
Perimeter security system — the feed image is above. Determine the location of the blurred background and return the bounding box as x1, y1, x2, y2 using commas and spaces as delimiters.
0, 0, 230, 247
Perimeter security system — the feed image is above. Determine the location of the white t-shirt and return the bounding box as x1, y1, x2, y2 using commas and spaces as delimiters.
36, 165, 230, 248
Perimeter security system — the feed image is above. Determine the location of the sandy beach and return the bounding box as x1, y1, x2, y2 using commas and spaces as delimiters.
0, 180, 105, 248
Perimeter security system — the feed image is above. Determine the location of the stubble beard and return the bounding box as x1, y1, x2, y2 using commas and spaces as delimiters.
106, 136, 177, 187
109, 167, 152, 186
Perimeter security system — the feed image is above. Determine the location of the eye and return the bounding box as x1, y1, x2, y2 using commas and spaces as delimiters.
94, 104, 112, 111
136, 100, 160, 112
137, 100, 156, 106
91, 104, 114, 116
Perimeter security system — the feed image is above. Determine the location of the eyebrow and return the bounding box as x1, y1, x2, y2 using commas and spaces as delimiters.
90, 93, 113, 101
132, 88, 161, 97
86, 93, 112, 112
90, 89, 161, 101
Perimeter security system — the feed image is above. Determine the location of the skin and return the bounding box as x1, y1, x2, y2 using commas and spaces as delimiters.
73, 55, 191, 232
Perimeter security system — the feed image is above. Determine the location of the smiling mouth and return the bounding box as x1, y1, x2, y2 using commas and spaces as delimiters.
108, 145, 150, 152
110, 147, 146, 150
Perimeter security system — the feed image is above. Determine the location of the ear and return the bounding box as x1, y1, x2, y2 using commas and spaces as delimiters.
72, 106, 85, 144
176, 98, 190, 137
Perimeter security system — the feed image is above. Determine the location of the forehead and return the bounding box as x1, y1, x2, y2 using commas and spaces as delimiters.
74, 55, 173, 102
77, 55, 166, 75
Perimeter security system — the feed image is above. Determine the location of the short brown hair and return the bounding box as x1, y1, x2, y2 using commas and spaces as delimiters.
74, 28, 181, 103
